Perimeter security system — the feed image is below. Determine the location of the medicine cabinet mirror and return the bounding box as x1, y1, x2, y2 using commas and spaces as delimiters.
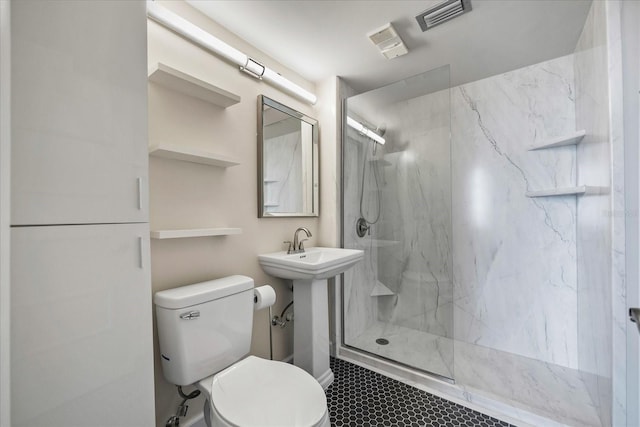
258, 95, 319, 217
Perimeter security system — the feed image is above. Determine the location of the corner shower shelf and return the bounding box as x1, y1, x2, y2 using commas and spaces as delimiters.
528, 130, 586, 151
150, 228, 242, 239
263, 179, 279, 183
149, 144, 240, 168
371, 281, 395, 297
263, 202, 279, 207
525, 186, 605, 198
148, 63, 241, 108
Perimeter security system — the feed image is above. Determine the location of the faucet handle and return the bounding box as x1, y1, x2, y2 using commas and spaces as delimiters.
298, 238, 309, 251
283, 241, 293, 253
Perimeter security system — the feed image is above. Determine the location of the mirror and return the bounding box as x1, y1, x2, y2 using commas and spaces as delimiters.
258, 95, 319, 217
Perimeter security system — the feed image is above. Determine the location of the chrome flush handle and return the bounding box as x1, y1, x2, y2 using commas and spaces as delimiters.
180, 311, 200, 320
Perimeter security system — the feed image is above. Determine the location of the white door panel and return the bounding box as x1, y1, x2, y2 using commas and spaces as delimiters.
11, 224, 154, 427
10, 0, 148, 225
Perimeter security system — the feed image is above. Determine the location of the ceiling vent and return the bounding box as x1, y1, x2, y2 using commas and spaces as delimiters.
367, 23, 409, 60
416, 0, 472, 32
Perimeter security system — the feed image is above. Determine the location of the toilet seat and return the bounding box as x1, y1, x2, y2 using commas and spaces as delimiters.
200, 356, 329, 427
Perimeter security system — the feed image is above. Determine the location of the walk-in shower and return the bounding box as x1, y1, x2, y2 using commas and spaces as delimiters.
340, 4, 618, 421
342, 65, 454, 381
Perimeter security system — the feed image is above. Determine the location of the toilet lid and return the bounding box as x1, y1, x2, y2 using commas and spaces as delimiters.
209, 356, 327, 427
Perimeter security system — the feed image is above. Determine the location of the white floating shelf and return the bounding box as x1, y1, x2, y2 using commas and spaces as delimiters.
148, 63, 241, 108
150, 228, 242, 239
526, 186, 605, 198
371, 281, 395, 297
528, 130, 586, 151
149, 144, 240, 168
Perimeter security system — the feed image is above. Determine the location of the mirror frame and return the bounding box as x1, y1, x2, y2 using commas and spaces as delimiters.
257, 95, 319, 218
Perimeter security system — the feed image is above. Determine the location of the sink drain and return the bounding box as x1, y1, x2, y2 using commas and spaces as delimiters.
376, 338, 389, 345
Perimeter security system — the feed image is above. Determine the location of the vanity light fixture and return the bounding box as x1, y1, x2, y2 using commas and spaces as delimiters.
146, 1, 317, 105
346, 116, 385, 145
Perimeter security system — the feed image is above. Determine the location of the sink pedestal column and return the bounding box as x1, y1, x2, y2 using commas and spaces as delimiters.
292, 278, 334, 389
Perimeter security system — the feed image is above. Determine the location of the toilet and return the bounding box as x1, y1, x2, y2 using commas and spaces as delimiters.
154, 275, 330, 427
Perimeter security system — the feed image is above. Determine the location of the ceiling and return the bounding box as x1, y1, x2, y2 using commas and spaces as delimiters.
187, 0, 592, 94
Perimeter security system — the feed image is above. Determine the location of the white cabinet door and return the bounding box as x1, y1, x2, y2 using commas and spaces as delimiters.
11, 1, 148, 225
11, 224, 155, 427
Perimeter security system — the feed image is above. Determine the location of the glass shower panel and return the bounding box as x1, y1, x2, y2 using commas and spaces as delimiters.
342, 66, 453, 380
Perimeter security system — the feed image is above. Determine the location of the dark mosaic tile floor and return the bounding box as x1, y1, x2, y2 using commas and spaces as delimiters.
326, 357, 513, 427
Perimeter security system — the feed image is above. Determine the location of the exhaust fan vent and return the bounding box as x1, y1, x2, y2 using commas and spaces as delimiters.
367, 23, 409, 60
416, 0, 472, 32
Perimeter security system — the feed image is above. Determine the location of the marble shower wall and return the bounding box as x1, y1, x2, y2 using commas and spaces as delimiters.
375, 88, 453, 340
344, 54, 580, 370
451, 54, 579, 368
574, 1, 614, 424
342, 129, 381, 344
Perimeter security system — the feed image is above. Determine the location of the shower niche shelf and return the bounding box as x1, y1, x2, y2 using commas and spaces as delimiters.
371, 281, 395, 297
525, 130, 608, 198
525, 186, 605, 198
528, 130, 586, 151
149, 144, 240, 168
150, 227, 243, 239
148, 63, 241, 108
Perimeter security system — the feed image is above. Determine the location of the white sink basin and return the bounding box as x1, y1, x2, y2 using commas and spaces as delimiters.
258, 247, 364, 280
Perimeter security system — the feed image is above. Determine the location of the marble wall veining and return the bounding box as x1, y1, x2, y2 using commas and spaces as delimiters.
451, 54, 579, 368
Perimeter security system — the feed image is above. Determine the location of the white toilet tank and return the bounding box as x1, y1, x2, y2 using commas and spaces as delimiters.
154, 275, 255, 386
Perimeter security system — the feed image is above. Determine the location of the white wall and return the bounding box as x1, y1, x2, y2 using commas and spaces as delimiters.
147, 2, 335, 426
0, 1, 10, 425
316, 76, 340, 248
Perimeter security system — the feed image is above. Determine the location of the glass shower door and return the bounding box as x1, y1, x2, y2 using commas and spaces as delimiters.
341, 65, 453, 380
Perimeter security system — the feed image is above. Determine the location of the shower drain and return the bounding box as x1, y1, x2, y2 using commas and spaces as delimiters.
375, 338, 389, 345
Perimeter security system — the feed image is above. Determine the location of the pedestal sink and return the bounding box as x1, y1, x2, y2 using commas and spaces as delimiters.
258, 247, 364, 389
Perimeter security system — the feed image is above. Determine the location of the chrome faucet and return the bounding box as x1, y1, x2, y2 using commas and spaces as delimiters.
284, 227, 312, 254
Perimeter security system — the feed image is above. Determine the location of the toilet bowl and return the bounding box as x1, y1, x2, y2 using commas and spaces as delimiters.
198, 356, 330, 427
